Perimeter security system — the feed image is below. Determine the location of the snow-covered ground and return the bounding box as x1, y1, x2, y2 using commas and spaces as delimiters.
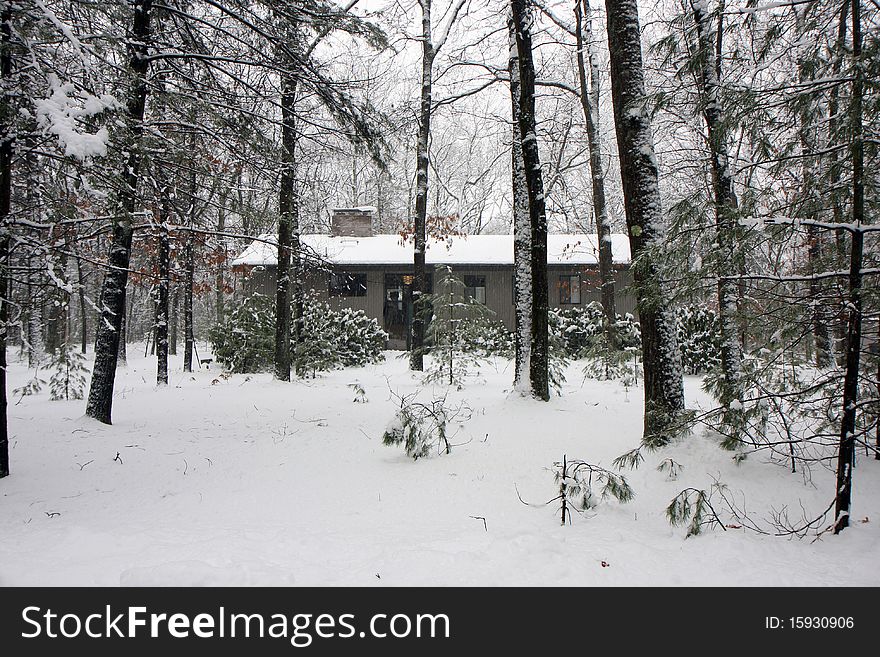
2, 346, 878, 586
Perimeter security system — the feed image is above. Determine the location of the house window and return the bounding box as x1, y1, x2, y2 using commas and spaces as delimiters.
329, 271, 367, 297
559, 274, 581, 305
464, 275, 486, 304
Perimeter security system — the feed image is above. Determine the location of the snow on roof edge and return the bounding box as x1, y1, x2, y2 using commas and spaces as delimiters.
231, 233, 632, 267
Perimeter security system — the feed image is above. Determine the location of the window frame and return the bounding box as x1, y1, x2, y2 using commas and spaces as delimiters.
329, 271, 368, 297
464, 274, 487, 305
559, 274, 582, 305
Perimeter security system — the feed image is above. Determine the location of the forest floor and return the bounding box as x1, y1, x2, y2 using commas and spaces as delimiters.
2, 346, 879, 586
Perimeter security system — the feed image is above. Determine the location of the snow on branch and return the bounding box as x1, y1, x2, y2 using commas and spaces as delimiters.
34, 76, 117, 161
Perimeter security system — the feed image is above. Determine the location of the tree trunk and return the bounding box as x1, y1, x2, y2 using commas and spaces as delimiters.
85, 0, 152, 424
183, 230, 194, 372
76, 255, 87, 353
26, 251, 44, 366
170, 283, 178, 355
511, 0, 549, 401
45, 235, 68, 356
828, 0, 849, 365
117, 286, 127, 365
410, 0, 434, 373
575, 0, 616, 331
24, 131, 43, 365
155, 195, 170, 385
791, 6, 832, 368
834, 0, 864, 535
216, 191, 226, 325
275, 67, 297, 381
691, 0, 742, 423
0, 2, 12, 477
605, 0, 684, 444
509, 12, 531, 393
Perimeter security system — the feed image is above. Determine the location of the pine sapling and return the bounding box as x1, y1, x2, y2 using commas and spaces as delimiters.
552, 455, 634, 525
46, 345, 88, 400
666, 486, 727, 537
348, 382, 367, 403
13, 373, 45, 404
382, 389, 471, 460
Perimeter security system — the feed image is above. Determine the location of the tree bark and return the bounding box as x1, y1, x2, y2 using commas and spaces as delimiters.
575, 0, 616, 331
85, 0, 152, 424
155, 194, 170, 385
691, 0, 742, 422
216, 189, 227, 325
827, 0, 849, 365
183, 144, 196, 374
76, 254, 87, 353
605, 0, 684, 444
0, 3, 12, 477
509, 12, 531, 393
183, 230, 194, 372
117, 286, 127, 365
410, 0, 434, 372
834, 0, 864, 535
170, 283, 178, 356
511, 0, 549, 401
275, 66, 298, 381
791, 5, 831, 368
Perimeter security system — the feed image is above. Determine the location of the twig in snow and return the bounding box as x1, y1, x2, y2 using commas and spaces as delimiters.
77, 460, 94, 471
470, 515, 488, 531
113, 452, 123, 464
514, 482, 548, 508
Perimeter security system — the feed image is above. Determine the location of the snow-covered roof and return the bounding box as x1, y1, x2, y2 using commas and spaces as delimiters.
232, 233, 631, 268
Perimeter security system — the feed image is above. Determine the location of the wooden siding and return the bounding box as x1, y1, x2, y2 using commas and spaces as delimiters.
235, 263, 637, 337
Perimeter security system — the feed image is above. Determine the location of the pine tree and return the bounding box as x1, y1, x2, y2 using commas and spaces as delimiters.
605, 0, 685, 445
46, 345, 88, 401
425, 267, 493, 387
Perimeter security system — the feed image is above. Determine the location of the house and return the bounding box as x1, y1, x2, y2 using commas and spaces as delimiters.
232, 208, 636, 349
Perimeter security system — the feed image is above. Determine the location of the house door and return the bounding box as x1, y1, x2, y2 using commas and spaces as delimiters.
383, 273, 433, 349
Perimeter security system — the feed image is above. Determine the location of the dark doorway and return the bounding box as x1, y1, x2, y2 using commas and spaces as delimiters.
383, 272, 433, 349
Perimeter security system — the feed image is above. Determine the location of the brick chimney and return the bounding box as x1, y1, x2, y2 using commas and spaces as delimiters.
330, 207, 375, 237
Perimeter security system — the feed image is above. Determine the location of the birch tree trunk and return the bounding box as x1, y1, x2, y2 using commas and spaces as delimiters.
85, 0, 152, 424
509, 12, 531, 392
605, 0, 684, 444
511, 0, 549, 401
575, 0, 616, 332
